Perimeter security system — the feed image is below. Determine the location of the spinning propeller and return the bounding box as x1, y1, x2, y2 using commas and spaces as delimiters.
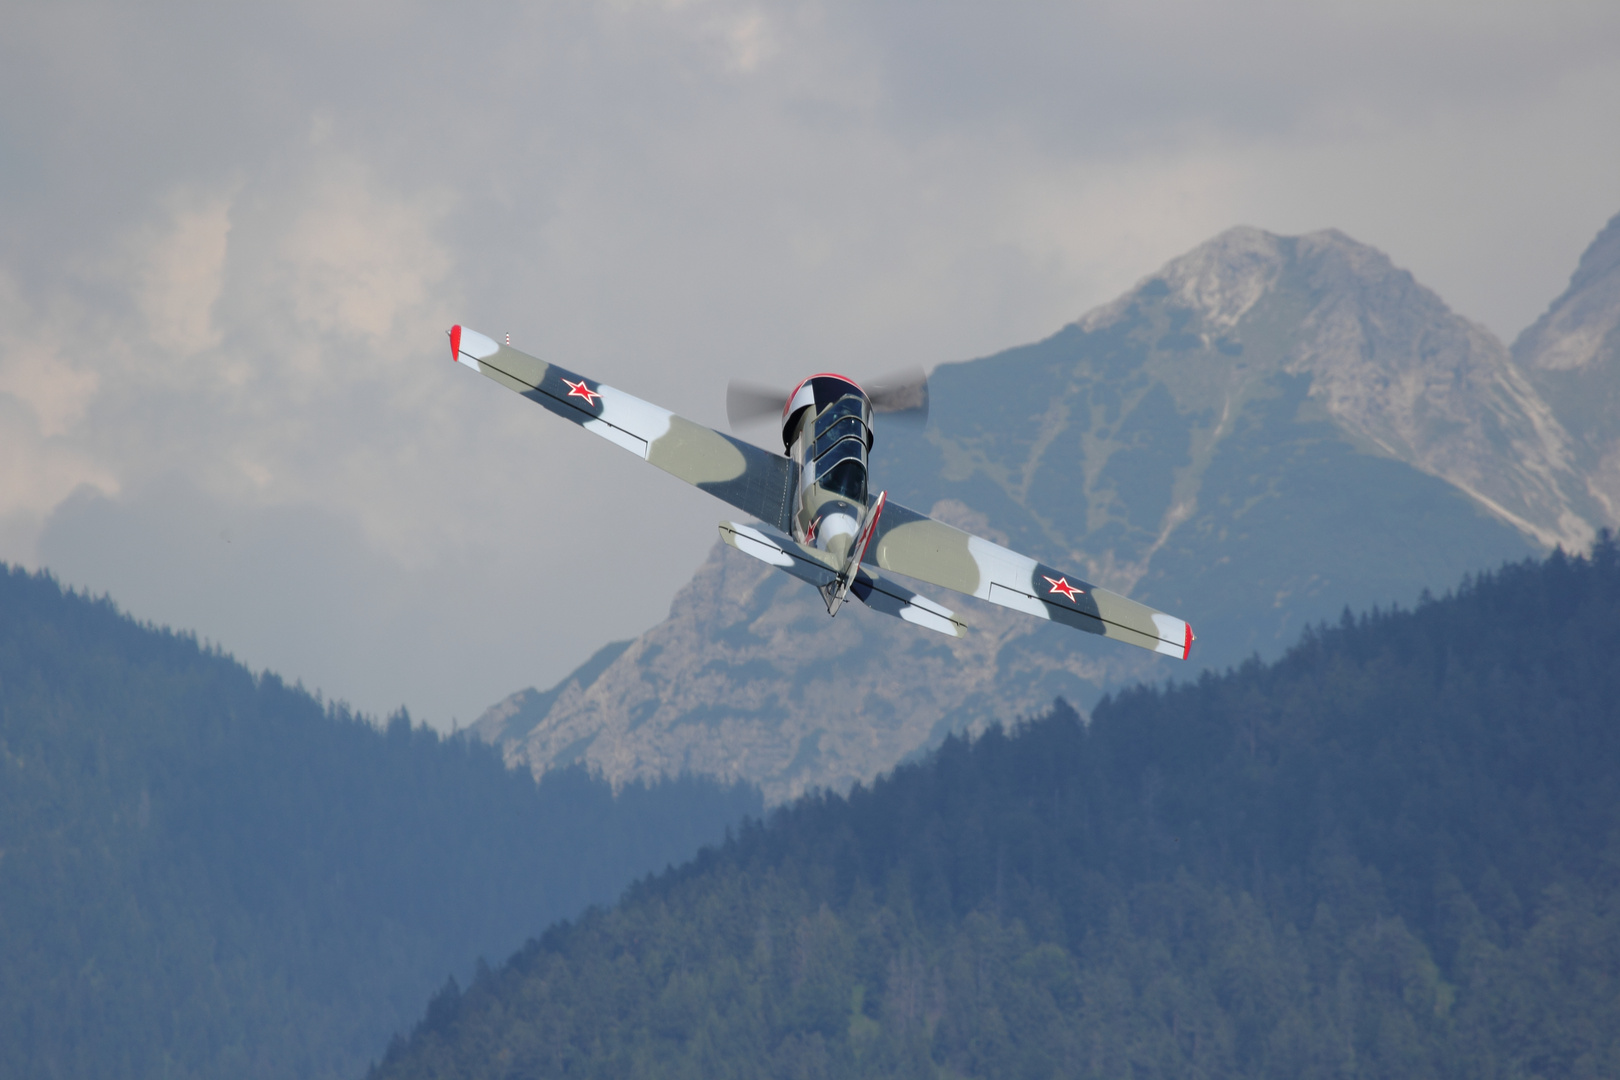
725, 367, 930, 432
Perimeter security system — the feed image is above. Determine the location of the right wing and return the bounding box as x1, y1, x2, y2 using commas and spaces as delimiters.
861, 498, 1194, 658
450, 326, 796, 532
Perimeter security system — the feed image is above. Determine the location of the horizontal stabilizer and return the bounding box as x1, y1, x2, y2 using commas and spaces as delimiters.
849, 567, 967, 638
720, 521, 838, 590
719, 522, 967, 638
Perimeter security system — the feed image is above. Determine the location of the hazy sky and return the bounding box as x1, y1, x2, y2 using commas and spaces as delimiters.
3, 0, 1617, 727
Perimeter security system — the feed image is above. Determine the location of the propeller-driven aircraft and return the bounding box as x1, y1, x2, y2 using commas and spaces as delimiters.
447, 326, 1194, 659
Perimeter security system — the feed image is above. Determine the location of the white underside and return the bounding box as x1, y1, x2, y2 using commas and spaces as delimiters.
898, 592, 963, 636
722, 522, 795, 568
580, 386, 673, 460
1151, 613, 1189, 657
968, 534, 1048, 611
457, 327, 500, 367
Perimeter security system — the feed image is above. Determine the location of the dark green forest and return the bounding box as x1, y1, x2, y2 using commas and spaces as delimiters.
0, 564, 761, 1080
376, 540, 1620, 1079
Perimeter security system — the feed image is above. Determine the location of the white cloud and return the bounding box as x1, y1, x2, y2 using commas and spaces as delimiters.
0, 280, 104, 439
134, 195, 232, 356
271, 161, 452, 346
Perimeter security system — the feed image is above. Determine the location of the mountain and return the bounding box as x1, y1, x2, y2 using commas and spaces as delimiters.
375, 540, 1620, 1080
477, 224, 1618, 801
1514, 211, 1620, 523
875, 226, 1599, 657
473, 535, 1131, 806
0, 564, 760, 1080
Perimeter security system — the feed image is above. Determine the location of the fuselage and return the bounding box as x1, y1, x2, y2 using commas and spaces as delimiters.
781, 374, 873, 565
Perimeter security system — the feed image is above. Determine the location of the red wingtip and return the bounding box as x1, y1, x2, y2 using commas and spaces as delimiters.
449, 325, 462, 361
1183, 622, 1195, 660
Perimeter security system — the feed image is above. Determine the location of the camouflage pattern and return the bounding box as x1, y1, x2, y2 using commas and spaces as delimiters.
451, 327, 794, 532
863, 500, 1192, 658
450, 325, 1192, 658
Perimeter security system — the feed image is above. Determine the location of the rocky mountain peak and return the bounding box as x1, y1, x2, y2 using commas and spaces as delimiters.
1511, 212, 1620, 523
1080, 225, 1286, 334
1077, 226, 1414, 339
1076, 224, 1597, 551
1514, 211, 1620, 375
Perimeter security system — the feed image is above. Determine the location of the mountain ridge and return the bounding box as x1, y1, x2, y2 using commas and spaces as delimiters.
1513, 210, 1620, 524
476, 216, 1620, 802
0, 563, 760, 1080
1078, 226, 1596, 552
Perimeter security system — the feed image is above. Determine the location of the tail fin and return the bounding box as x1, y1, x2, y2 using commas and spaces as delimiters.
825, 490, 886, 617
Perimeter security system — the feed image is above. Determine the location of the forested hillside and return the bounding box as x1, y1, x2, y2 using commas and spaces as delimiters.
0, 565, 760, 1080
377, 539, 1620, 1079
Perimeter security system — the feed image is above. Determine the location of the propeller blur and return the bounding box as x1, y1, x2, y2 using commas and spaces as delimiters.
726, 368, 929, 432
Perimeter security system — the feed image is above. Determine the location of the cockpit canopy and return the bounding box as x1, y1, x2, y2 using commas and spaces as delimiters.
810, 393, 872, 505
784, 375, 875, 542
782, 374, 871, 452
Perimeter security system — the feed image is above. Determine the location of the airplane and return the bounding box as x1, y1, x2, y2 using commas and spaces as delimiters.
446, 325, 1194, 659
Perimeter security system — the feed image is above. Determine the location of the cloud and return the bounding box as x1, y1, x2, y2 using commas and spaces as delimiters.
0, 280, 104, 439
1, 0, 1617, 724
268, 158, 451, 346
134, 195, 232, 356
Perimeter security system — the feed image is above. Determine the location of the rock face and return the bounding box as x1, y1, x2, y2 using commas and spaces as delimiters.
1086, 228, 1595, 551
474, 530, 1144, 805
1514, 212, 1620, 524
476, 220, 1620, 803
872, 226, 1582, 668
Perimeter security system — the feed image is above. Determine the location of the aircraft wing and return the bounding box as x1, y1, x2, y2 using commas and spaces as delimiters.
450, 326, 795, 532
861, 498, 1194, 658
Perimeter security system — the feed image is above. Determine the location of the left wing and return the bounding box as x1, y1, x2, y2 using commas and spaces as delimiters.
861, 498, 1194, 658
449, 326, 795, 532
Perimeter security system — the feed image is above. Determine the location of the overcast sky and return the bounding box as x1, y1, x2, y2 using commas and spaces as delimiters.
2, 0, 1617, 727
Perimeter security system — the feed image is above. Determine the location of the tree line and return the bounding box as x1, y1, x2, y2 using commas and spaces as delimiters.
0, 564, 760, 1080
376, 537, 1620, 1079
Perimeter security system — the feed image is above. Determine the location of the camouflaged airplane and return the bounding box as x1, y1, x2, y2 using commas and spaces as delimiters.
447, 325, 1194, 659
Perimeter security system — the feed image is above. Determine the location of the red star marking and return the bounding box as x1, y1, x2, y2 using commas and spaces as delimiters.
1044, 575, 1084, 602
563, 378, 601, 406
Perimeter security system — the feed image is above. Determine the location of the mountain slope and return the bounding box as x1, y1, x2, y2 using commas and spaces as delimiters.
1080, 227, 1593, 550
878, 227, 1595, 638
0, 565, 760, 1080
1514, 210, 1620, 524
377, 539, 1620, 1080
474, 530, 1141, 805
478, 224, 1587, 799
